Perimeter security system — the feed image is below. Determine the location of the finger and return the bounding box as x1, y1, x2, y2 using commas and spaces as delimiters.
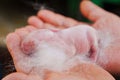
28, 16, 61, 29
25, 25, 37, 32
6, 33, 24, 62
44, 23, 61, 31
15, 25, 38, 40
28, 16, 44, 28
2, 72, 28, 80
15, 27, 29, 40
7, 26, 37, 65
37, 10, 79, 27
2, 72, 42, 80
28, 15, 59, 29
80, 1, 108, 22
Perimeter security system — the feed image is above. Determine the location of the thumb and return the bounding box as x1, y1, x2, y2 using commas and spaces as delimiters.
80, 1, 108, 22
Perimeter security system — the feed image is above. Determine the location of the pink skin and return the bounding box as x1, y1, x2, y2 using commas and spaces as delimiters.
21, 25, 98, 59
2, 0, 120, 80
11, 25, 98, 74
3, 25, 115, 80
27, 1, 120, 74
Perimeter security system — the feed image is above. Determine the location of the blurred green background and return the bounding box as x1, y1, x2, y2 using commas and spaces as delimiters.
0, 0, 120, 79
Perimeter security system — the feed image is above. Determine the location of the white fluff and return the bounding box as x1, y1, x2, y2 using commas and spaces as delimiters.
35, 42, 68, 71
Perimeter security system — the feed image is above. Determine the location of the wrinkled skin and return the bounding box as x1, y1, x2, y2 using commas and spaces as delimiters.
2, 0, 120, 80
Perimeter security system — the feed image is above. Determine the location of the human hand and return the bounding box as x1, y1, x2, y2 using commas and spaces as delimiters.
3, 24, 115, 80
3, 1, 120, 80
28, 1, 120, 74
